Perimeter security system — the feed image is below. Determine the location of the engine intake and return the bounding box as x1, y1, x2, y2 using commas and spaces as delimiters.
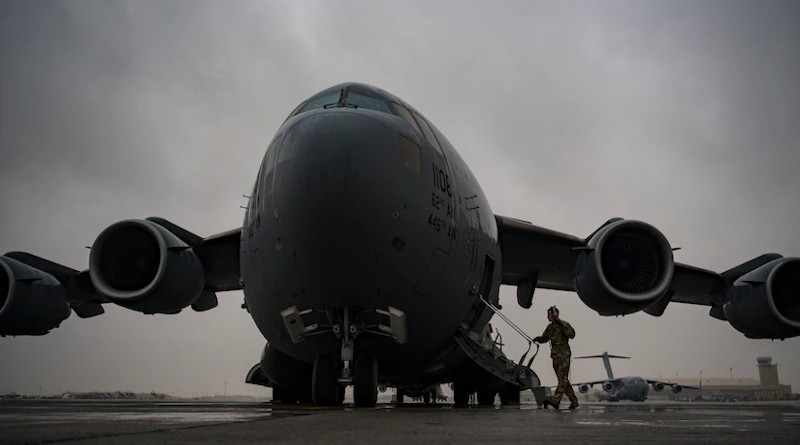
723, 257, 800, 339
671, 384, 683, 394
574, 220, 674, 315
0, 256, 71, 335
579, 384, 590, 393
89, 219, 205, 314
602, 381, 614, 392
652, 382, 665, 392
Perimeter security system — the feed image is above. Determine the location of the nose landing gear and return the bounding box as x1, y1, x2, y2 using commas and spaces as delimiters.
353, 354, 378, 406
289, 306, 406, 407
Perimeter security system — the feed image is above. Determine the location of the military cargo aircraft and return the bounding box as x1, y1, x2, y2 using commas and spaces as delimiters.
573, 352, 697, 402
1, 83, 799, 407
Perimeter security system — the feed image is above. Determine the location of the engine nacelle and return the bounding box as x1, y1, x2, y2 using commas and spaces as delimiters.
574, 220, 674, 315
723, 257, 800, 339
579, 384, 590, 393
0, 256, 71, 335
671, 384, 683, 394
89, 219, 205, 314
652, 382, 665, 392
602, 381, 614, 392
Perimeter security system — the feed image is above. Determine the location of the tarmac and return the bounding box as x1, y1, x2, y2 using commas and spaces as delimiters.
1, 399, 799, 444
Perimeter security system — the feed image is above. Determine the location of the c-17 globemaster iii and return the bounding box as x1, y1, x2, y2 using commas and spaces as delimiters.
1, 83, 798, 407
572, 352, 698, 402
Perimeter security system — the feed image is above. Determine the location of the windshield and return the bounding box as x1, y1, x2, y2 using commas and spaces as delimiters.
299, 91, 341, 114
345, 92, 391, 114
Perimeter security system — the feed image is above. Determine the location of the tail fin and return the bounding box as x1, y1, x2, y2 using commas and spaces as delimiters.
574, 351, 630, 379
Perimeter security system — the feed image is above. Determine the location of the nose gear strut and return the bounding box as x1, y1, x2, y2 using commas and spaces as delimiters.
279, 305, 407, 406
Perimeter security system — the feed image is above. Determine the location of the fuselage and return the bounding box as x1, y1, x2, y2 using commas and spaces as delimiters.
604, 376, 648, 401
240, 83, 502, 385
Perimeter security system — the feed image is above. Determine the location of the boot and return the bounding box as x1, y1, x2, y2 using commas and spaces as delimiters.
542, 398, 559, 409
568, 400, 579, 410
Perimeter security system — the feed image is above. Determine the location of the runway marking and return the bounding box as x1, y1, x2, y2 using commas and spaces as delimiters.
0, 419, 116, 427
0, 411, 273, 428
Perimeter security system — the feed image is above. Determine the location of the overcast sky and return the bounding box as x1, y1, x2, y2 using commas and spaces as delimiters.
2, 0, 799, 397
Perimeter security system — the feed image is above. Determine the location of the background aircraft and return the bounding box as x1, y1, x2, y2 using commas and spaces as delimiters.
574, 352, 696, 402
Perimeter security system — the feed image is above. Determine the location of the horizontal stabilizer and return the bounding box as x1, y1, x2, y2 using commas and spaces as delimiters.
575, 354, 630, 359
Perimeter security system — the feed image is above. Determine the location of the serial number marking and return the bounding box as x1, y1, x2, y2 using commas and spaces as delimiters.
428, 214, 457, 241
431, 163, 452, 197
430, 192, 453, 216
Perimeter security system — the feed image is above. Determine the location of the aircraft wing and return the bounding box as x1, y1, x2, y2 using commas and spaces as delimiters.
494, 215, 800, 340
148, 218, 242, 292
647, 380, 699, 391
493, 215, 584, 292
1, 218, 242, 336
570, 380, 612, 388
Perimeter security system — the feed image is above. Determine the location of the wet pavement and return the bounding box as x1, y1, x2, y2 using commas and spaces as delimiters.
1, 399, 798, 444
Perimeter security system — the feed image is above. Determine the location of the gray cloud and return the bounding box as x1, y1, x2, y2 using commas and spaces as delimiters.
1, 0, 798, 396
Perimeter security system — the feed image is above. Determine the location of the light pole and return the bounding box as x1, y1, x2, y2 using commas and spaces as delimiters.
699, 370, 703, 397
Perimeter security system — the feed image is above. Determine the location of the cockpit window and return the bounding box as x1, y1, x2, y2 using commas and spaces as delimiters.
285, 86, 443, 159
284, 101, 307, 121
389, 102, 443, 154
299, 91, 341, 114
346, 92, 391, 114
411, 110, 443, 154
388, 102, 422, 134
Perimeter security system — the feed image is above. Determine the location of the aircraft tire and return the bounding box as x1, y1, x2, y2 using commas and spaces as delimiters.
499, 384, 521, 405
312, 355, 340, 406
337, 384, 346, 405
272, 385, 289, 404
428, 389, 438, 405
453, 383, 470, 406
477, 390, 496, 406
353, 354, 378, 407
272, 385, 312, 404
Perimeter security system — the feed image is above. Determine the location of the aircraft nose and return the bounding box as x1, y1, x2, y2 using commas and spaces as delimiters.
274, 111, 398, 249
267, 110, 405, 305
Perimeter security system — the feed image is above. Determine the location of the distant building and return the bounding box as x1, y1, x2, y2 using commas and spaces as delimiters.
650, 356, 792, 401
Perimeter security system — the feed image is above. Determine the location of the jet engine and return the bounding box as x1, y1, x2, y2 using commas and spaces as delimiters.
602, 381, 614, 392
579, 384, 590, 393
722, 257, 800, 340
0, 256, 71, 335
574, 220, 674, 315
671, 384, 683, 394
89, 219, 204, 314
652, 382, 665, 392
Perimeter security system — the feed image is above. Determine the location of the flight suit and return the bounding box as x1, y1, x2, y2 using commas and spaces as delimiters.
536, 319, 577, 407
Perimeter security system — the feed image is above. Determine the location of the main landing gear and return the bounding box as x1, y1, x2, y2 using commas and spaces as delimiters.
312, 355, 342, 406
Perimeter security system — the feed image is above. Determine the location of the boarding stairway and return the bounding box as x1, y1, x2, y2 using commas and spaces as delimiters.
453, 296, 546, 405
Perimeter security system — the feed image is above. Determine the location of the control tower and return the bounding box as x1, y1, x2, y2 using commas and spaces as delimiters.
757, 356, 779, 386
